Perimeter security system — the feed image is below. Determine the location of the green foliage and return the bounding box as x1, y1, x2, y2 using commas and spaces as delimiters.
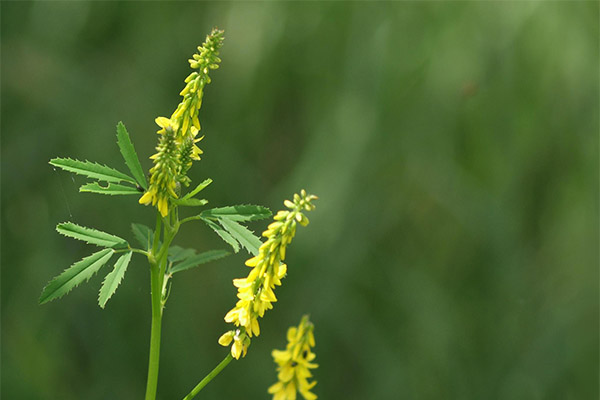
203, 218, 240, 253
98, 252, 132, 308
217, 217, 262, 255
180, 178, 212, 200
200, 205, 272, 221
49, 157, 136, 184
79, 182, 140, 195
56, 222, 128, 249
116, 121, 148, 190
170, 249, 230, 274
168, 245, 197, 263
131, 223, 154, 250
39, 249, 114, 304
173, 198, 209, 207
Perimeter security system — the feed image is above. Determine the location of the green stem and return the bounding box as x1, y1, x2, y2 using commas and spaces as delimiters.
179, 214, 204, 225
120, 247, 148, 257
182, 353, 234, 400
144, 259, 163, 400
144, 211, 181, 400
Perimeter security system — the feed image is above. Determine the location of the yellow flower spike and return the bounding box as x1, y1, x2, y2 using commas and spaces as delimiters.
268, 315, 318, 400
219, 191, 317, 358
140, 29, 224, 214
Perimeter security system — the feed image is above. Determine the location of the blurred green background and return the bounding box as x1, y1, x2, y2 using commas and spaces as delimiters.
2, 2, 598, 399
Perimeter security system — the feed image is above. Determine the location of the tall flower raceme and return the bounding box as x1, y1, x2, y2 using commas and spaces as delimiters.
139, 29, 224, 216
268, 315, 318, 400
218, 190, 318, 359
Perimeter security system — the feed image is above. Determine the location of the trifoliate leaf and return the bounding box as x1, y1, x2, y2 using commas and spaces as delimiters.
98, 251, 132, 308
50, 157, 136, 184
203, 218, 240, 253
218, 218, 262, 255
57, 222, 128, 249
170, 250, 230, 274
116, 122, 147, 190
39, 248, 114, 304
80, 182, 140, 195
131, 223, 155, 249
201, 205, 271, 222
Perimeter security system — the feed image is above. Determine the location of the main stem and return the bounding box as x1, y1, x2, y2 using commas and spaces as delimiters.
145, 212, 179, 400
145, 262, 163, 400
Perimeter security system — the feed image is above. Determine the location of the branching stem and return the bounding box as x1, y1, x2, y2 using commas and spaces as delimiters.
182, 353, 234, 400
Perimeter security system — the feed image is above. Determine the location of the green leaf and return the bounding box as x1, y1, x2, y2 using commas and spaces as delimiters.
50, 157, 136, 184
39, 248, 114, 304
131, 223, 155, 249
168, 246, 197, 263
80, 182, 140, 195
201, 205, 271, 222
57, 222, 128, 249
116, 121, 148, 190
173, 198, 208, 207
98, 251, 132, 308
203, 218, 240, 253
181, 178, 212, 200
218, 218, 262, 255
170, 250, 230, 274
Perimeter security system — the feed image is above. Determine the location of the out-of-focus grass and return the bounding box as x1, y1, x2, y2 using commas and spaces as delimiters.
2, 2, 597, 399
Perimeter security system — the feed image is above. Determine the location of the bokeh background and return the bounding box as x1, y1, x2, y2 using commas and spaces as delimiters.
2, 2, 598, 399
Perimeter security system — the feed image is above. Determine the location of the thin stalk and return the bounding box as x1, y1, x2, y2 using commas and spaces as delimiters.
182, 353, 234, 400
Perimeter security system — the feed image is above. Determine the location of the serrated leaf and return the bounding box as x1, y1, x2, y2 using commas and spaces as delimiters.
50, 157, 136, 184
168, 246, 197, 263
116, 122, 147, 190
201, 205, 271, 222
131, 223, 155, 249
173, 198, 208, 207
181, 178, 212, 201
98, 251, 132, 308
218, 218, 262, 255
57, 222, 128, 249
170, 250, 230, 274
39, 248, 114, 304
203, 218, 239, 253
80, 182, 140, 195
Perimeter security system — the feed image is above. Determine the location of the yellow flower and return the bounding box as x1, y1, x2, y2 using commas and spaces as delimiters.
268, 315, 318, 400
139, 29, 224, 215
219, 190, 317, 359
138, 125, 179, 217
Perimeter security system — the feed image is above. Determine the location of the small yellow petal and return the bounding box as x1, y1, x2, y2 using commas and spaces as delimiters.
268, 382, 284, 394
155, 116, 170, 128
218, 332, 233, 346
251, 318, 260, 336
245, 256, 260, 267
231, 340, 242, 359
278, 365, 295, 382
139, 191, 153, 205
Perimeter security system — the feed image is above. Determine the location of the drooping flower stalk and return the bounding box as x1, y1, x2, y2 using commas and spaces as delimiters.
218, 190, 318, 359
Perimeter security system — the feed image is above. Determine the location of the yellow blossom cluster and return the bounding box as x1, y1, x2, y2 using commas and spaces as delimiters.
139, 29, 224, 216
268, 315, 318, 400
218, 190, 317, 359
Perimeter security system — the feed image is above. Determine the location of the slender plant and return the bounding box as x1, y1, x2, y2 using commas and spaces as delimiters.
41, 29, 319, 400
